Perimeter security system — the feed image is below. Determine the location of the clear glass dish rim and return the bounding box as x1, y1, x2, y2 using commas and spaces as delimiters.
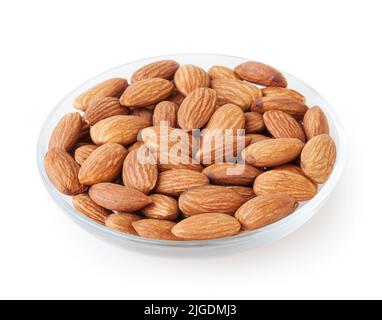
36, 53, 347, 249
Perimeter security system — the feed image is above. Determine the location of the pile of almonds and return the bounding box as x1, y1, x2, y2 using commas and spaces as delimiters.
44, 59, 336, 241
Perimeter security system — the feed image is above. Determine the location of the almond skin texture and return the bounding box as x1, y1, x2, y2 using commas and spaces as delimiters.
72, 193, 111, 225
263, 110, 306, 142
89, 183, 151, 212
254, 171, 317, 201
251, 96, 308, 119
303, 106, 330, 140
84, 97, 129, 125
246, 134, 271, 145
211, 79, 261, 111
174, 64, 210, 96
105, 213, 142, 235
242, 138, 304, 167
74, 78, 128, 111
206, 104, 245, 130
202, 163, 262, 186
154, 169, 209, 196
132, 219, 180, 240
178, 88, 217, 131
48, 112, 82, 152
208, 66, 240, 80
44, 148, 87, 195
78, 143, 127, 186
141, 194, 179, 220
122, 148, 158, 194
130, 108, 153, 126
168, 91, 185, 106
120, 78, 174, 108
244, 112, 265, 133
90, 115, 148, 145
179, 185, 246, 216
127, 141, 145, 153
74, 144, 98, 165
301, 134, 336, 184
131, 60, 180, 82
172, 213, 241, 240
261, 87, 305, 103
153, 101, 178, 127
235, 193, 298, 230
225, 186, 256, 201
234, 61, 287, 87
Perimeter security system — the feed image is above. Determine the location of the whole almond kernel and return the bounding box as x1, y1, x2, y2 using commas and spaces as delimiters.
202, 163, 262, 186
225, 186, 256, 201
153, 101, 178, 127
78, 118, 92, 143
90, 115, 148, 145
141, 194, 179, 220
78, 143, 127, 186
127, 141, 145, 153
72, 193, 111, 225
105, 213, 142, 235
178, 88, 217, 131
168, 91, 185, 106
206, 104, 245, 130
154, 169, 209, 197
122, 148, 158, 194
242, 138, 304, 167
251, 96, 308, 119
178, 185, 246, 217
174, 64, 210, 96
244, 112, 265, 133
211, 79, 261, 111
44, 148, 87, 195
303, 106, 329, 140
261, 87, 305, 103
272, 164, 306, 176
253, 171, 317, 201
235, 193, 298, 230
156, 152, 204, 172
301, 134, 336, 184
172, 213, 241, 240
89, 183, 152, 212
208, 66, 240, 80
234, 61, 287, 87
120, 78, 174, 108
246, 133, 272, 145
131, 60, 180, 82
74, 144, 98, 165
130, 108, 153, 126
263, 110, 306, 142
84, 97, 129, 125
48, 112, 82, 152
132, 219, 180, 240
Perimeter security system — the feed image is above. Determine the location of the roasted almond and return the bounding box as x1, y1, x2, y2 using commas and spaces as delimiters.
225, 186, 256, 201
48, 112, 82, 151
208, 65, 240, 80
72, 193, 111, 225
131, 60, 180, 82
174, 64, 210, 96
206, 104, 245, 130
141, 194, 179, 220
132, 219, 180, 240
153, 101, 178, 127
74, 144, 98, 165
303, 106, 329, 140
244, 112, 265, 133
261, 87, 305, 103
251, 96, 308, 119
84, 97, 129, 125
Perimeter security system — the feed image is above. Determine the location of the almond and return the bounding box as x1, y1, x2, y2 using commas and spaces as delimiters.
156, 152, 204, 172
127, 141, 145, 153
178, 185, 246, 216
130, 108, 153, 126
78, 143, 127, 185
122, 148, 158, 194
174, 64, 210, 96
48, 112, 82, 151
261, 87, 305, 103
72, 193, 111, 225
208, 66, 240, 80
263, 110, 306, 142
272, 164, 306, 176
301, 134, 336, 183
132, 219, 180, 240
234, 61, 287, 87
84, 97, 129, 125
244, 112, 265, 133
74, 78, 128, 111
303, 106, 329, 140
211, 79, 261, 111
225, 186, 256, 201
178, 88, 217, 131
44, 148, 87, 195
168, 91, 185, 106
120, 78, 174, 108
172, 213, 241, 240
153, 101, 178, 127
131, 60, 180, 82
74, 144, 98, 165
89, 183, 151, 211
253, 170, 317, 201
235, 193, 298, 230
141, 194, 179, 220
242, 138, 304, 167
105, 213, 142, 235
202, 163, 262, 186
206, 104, 245, 130
245, 133, 271, 144
251, 96, 308, 119
90, 115, 148, 145
154, 169, 209, 196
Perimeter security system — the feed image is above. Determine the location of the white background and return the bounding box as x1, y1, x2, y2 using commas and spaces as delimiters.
0, 0, 381, 300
